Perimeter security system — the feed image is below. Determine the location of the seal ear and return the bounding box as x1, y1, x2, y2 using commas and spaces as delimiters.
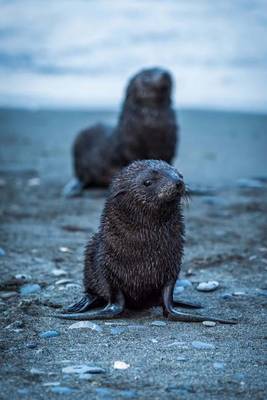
111, 189, 128, 199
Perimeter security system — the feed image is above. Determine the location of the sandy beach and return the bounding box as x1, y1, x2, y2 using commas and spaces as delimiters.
0, 107, 267, 399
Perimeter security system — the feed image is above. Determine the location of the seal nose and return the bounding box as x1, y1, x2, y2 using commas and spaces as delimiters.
174, 177, 184, 192
151, 71, 171, 90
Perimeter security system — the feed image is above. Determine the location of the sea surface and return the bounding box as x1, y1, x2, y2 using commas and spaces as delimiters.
0, 0, 266, 112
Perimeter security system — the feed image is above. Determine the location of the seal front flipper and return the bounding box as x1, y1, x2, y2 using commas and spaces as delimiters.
163, 282, 237, 325
55, 291, 125, 320
63, 178, 85, 198
64, 294, 103, 313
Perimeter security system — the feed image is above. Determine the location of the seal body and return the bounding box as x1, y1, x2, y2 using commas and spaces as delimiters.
69, 68, 178, 191
59, 160, 237, 324
83, 159, 184, 309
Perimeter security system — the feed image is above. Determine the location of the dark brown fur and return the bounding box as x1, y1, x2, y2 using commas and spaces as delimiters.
72, 68, 178, 189
83, 160, 185, 309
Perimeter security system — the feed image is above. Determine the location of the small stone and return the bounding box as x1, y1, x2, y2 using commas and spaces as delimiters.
120, 389, 138, 398
20, 284, 41, 296
233, 291, 246, 296
17, 388, 30, 395
39, 330, 60, 338
237, 178, 264, 189
113, 361, 130, 370
15, 274, 32, 281
220, 292, 233, 300
175, 279, 192, 288
110, 327, 126, 335
249, 255, 257, 261
51, 269, 67, 277
0, 247, 6, 256
151, 320, 167, 327
259, 247, 267, 252
192, 341, 215, 350
5, 320, 24, 330
26, 342, 37, 349
213, 362, 225, 370
30, 368, 44, 375
202, 321, 216, 327
78, 373, 93, 380
177, 357, 187, 362
150, 338, 158, 343
196, 281, 219, 292
28, 177, 40, 186
174, 286, 184, 294
62, 365, 105, 374
0, 178, 6, 186
66, 283, 81, 289
51, 386, 76, 394
55, 278, 74, 285
68, 321, 103, 332
0, 291, 18, 299
43, 382, 60, 387
59, 246, 71, 253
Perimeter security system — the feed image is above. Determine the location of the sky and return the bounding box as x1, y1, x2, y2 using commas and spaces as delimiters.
0, 0, 266, 112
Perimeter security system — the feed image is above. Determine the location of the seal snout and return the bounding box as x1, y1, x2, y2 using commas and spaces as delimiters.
158, 174, 184, 201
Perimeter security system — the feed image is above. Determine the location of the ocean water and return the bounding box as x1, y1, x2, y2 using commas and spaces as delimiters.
0, 0, 266, 112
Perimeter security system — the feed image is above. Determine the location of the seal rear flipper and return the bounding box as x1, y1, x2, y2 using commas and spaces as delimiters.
54, 302, 125, 320
173, 299, 202, 309
163, 282, 237, 325
63, 178, 85, 198
64, 295, 104, 313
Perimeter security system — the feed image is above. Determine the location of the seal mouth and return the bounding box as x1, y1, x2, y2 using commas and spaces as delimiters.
158, 181, 185, 202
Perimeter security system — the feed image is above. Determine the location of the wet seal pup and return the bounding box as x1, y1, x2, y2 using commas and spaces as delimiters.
57, 160, 237, 324
63, 67, 178, 197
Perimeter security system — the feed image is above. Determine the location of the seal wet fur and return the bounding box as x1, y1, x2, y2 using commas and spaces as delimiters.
63, 67, 178, 196
57, 160, 237, 324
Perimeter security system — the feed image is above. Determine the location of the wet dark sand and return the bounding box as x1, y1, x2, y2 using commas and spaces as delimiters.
0, 108, 267, 399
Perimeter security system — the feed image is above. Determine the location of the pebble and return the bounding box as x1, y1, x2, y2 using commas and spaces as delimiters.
59, 246, 71, 253
0, 247, 6, 256
5, 320, 24, 330
202, 321, 216, 327
233, 291, 246, 296
213, 362, 225, 370
26, 342, 37, 349
51, 268, 67, 277
151, 320, 167, 327
236, 178, 264, 189
62, 365, 105, 374
39, 330, 60, 338
30, 368, 44, 375
175, 279, 192, 288
249, 255, 257, 261
174, 286, 184, 294
55, 278, 74, 285
20, 283, 41, 296
113, 361, 130, 370
0, 178, 6, 186
177, 357, 188, 362
192, 341, 215, 350
68, 321, 103, 332
78, 373, 93, 381
43, 382, 61, 387
28, 177, 40, 186
111, 327, 126, 335
17, 388, 30, 395
0, 291, 18, 299
15, 273, 32, 281
196, 281, 219, 292
51, 386, 77, 394
220, 292, 233, 300
150, 338, 158, 343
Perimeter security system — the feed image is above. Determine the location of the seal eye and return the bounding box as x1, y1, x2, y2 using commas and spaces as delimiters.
143, 180, 152, 187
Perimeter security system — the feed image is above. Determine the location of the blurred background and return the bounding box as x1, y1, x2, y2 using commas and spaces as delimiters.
0, 0, 266, 186
0, 0, 266, 112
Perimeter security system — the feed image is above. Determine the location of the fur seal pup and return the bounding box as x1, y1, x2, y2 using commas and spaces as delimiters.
57, 160, 237, 324
63, 67, 178, 197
